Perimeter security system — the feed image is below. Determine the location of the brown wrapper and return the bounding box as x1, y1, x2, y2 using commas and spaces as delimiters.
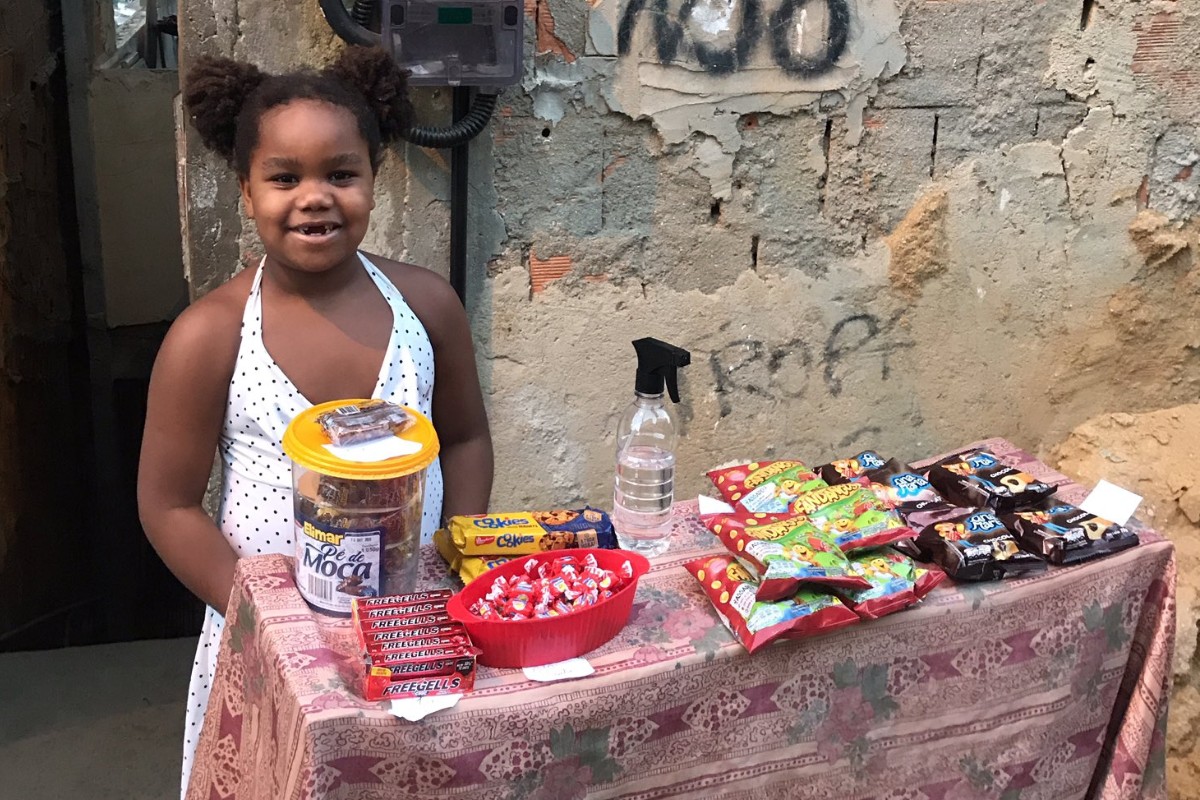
1004, 501, 1139, 565
925, 450, 1055, 512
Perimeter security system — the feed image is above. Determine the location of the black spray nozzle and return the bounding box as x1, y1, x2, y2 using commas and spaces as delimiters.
632, 337, 691, 402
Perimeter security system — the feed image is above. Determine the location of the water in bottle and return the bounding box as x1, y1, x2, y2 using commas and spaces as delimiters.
613, 445, 676, 556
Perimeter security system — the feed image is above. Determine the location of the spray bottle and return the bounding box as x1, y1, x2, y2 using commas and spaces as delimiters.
612, 337, 691, 557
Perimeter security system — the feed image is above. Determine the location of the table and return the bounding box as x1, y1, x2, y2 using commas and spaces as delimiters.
185, 438, 1176, 800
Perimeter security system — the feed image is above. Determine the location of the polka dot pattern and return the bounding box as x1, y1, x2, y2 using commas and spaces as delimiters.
180, 254, 442, 797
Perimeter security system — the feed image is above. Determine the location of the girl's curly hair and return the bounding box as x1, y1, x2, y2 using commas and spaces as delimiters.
183, 46, 412, 177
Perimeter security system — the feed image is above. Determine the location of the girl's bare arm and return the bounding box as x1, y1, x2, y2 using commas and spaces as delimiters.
138, 290, 244, 611
427, 281, 494, 517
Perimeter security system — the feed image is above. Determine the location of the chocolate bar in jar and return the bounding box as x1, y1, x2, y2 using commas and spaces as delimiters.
316, 399, 413, 446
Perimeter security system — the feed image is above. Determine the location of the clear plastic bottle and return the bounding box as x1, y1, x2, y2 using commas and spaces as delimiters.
614, 395, 677, 555
612, 338, 690, 557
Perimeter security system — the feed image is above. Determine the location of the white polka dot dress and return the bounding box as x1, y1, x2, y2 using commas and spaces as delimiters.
180, 253, 443, 797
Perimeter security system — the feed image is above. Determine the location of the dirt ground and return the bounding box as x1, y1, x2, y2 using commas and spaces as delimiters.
1053, 402, 1200, 799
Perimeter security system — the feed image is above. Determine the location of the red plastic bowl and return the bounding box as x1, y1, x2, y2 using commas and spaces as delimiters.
446, 548, 650, 668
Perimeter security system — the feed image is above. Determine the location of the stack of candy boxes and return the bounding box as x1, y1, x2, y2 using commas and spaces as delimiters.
351, 590, 479, 701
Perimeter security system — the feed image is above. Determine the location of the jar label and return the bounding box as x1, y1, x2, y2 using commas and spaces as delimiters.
295, 513, 383, 615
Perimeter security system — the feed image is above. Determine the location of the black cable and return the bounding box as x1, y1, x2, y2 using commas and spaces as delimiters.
318, 0, 381, 45
449, 86, 472, 305
405, 92, 497, 148
351, 0, 377, 26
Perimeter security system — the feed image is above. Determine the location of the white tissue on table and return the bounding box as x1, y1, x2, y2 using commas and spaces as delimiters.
523, 658, 595, 683
1079, 479, 1143, 526
388, 692, 462, 721
697, 495, 735, 515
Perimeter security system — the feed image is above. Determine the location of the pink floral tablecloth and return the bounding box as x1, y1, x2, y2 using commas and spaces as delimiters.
186, 438, 1176, 800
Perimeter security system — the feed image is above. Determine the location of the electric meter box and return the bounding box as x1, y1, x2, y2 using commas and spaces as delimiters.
381, 0, 524, 87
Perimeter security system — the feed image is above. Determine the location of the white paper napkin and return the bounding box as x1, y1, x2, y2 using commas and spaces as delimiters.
697, 494, 735, 515
1079, 479, 1143, 525
523, 658, 595, 682
388, 692, 462, 721
325, 435, 423, 463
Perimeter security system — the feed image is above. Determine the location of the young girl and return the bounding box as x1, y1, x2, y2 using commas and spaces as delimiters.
137, 46, 493, 796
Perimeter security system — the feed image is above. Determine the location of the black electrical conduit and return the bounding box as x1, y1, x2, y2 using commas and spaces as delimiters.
449, 87, 472, 305
351, 0, 376, 26
319, 0, 381, 44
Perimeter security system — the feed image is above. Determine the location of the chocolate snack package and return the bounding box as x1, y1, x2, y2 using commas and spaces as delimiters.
868, 472, 945, 510
1005, 502, 1139, 565
817, 452, 944, 511
706, 460, 827, 514
921, 508, 1046, 581
817, 451, 901, 485
894, 500, 972, 560
926, 450, 1055, 512
699, 511, 870, 601
685, 554, 858, 653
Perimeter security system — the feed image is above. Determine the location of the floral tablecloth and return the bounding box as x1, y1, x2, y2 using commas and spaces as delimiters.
186, 438, 1176, 800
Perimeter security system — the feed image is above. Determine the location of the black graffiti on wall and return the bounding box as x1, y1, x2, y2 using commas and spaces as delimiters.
708, 337, 814, 417
617, 0, 851, 77
708, 310, 911, 416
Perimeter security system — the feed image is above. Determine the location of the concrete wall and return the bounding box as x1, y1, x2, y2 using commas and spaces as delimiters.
91, 69, 187, 326
178, 0, 1200, 791
0, 1, 89, 643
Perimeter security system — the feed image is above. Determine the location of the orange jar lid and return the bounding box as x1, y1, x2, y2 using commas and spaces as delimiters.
282, 399, 439, 480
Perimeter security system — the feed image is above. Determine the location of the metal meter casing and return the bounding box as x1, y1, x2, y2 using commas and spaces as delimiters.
381, 0, 523, 87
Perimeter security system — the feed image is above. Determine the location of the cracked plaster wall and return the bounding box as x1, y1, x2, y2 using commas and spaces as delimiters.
180, 1, 1200, 790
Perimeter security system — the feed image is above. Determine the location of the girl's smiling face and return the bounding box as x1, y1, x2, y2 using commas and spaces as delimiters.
240, 99, 375, 275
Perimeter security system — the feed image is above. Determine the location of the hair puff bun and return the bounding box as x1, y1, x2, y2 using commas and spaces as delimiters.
183, 56, 268, 165
324, 46, 413, 145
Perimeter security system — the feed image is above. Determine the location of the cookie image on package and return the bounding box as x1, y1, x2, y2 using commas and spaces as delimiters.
537, 531, 578, 550
532, 510, 579, 526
